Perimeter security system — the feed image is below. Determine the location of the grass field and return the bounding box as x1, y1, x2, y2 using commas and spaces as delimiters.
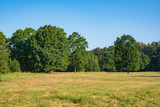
0, 72, 160, 107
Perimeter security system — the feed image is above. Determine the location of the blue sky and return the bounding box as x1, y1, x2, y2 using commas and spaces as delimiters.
0, 0, 160, 50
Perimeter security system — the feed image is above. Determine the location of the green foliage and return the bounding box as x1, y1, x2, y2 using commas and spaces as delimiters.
8, 28, 36, 71
137, 41, 160, 71
92, 46, 114, 71
31, 25, 70, 72
85, 52, 100, 71
114, 35, 140, 72
139, 52, 150, 70
148, 47, 160, 71
9, 58, 20, 72
102, 51, 116, 71
0, 32, 10, 74
98, 55, 103, 70
92, 47, 108, 56
3, 25, 160, 72
68, 32, 88, 72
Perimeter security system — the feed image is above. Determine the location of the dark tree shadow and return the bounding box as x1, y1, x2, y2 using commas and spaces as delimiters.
131, 76, 160, 77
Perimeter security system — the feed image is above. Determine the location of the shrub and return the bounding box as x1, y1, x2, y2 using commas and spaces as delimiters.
9, 58, 20, 72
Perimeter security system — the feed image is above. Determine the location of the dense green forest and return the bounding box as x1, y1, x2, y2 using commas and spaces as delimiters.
0, 25, 160, 74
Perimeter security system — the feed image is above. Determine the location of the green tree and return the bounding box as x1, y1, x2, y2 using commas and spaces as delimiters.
92, 47, 108, 56
102, 51, 116, 72
139, 52, 150, 70
0, 32, 10, 74
137, 41, 160, 71
92, 46, 113, 71
148, 47, 160, 71
8, 28, 36, 71
85, 52, 100, 71
68, 32, 88, 72
114, 35, 140, 73
93, 55, 100, 71
9, 58, 20, 72
156, 55, 160, 71
31, 25, 70, 72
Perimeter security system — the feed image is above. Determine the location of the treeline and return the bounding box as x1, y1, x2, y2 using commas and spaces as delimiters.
0, 25, 160, 74
92, 38, 160, 72
0, 25, 99, 74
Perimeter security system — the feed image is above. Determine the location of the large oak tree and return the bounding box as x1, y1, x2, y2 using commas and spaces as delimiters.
31, 25, 70, 72
114, 35, 140, 73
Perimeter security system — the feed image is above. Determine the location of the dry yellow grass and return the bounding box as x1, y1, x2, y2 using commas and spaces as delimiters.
0, 72, 160, 107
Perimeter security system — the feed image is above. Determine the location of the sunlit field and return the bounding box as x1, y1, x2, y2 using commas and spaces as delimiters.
0, 72, 160, 107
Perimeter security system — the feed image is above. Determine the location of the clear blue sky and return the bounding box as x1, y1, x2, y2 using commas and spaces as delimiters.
0, 0, 160, 50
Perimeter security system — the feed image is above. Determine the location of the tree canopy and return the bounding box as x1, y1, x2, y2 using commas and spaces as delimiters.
0, 32, 10, 74
102, 51, 116, 72
85, 52, 100, 71
31, 25, 70, 72
68, 32, 88, 72
139, 52, 150, 70
8, 28, 36, 71
114, 35, 140, 73
1, 25, 160, 73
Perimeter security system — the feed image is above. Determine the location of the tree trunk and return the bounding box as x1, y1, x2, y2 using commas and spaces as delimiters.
19, 69, 22, 73
74, 64, 76, 73
48, 69, 55, 74
127, 71, 129, 74
36, 68, 39, 72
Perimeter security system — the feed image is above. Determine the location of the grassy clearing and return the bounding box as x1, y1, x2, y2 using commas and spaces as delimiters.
0, 72, 160, 107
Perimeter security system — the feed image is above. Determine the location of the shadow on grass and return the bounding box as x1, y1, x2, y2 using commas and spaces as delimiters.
131, 76, 160, 77
47, 94, 94, 104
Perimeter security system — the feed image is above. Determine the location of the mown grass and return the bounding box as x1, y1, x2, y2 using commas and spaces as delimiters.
0, 72, 160, 107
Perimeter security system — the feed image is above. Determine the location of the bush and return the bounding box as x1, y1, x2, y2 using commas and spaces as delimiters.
9, 58, 20, 72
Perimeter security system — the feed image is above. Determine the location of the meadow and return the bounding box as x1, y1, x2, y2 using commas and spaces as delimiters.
0, 72, 160, 107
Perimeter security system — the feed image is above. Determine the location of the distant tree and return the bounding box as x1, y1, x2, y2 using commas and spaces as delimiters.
143, 43, 154, 58
156, 47, 160, 70
139, 52, 150, 70
156, 55, 160, 71
68, 32, 88, 72
102, 51, 116, 71
137, 42, 145, 53
93, 56, 100, 71
8, 28, 36, 71
31, 25, 70, 72
0, 32, 10, 74
114, 35, 140, 73
85, 52, 94, 71
147, 47, 160, 71
107, 45, 115, 51
85, 52, 100, 71
137, 41, 160, 71
9, 58, 20, 72
92, 47, 108, 56
92, 47, 103, 56
98, 55, 103, 70
92, 47, 109, 71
